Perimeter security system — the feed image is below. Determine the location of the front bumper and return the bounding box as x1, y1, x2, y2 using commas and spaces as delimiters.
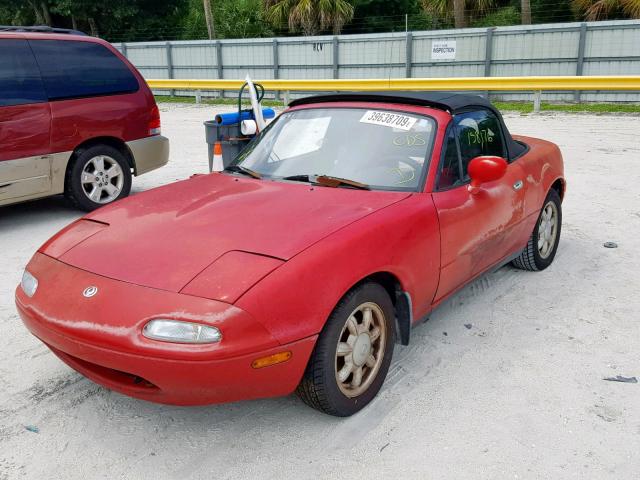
16, 253, 316, 406
126, 135, 170, 176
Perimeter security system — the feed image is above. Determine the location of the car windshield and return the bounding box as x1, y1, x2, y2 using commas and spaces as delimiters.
230, 107, 436, 191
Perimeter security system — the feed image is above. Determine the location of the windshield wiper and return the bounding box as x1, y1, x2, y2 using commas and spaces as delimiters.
281, 174, 369, 190
315, 175, 370, 190
225, 165, 262, 179
281, 174, 311, 182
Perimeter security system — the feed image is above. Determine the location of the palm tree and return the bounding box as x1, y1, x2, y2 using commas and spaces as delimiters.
421, 0, 496, 29
203, 0, 215, 39
264, 0, 355, 36
573, 0, 640, 19
521, 0, 532, 24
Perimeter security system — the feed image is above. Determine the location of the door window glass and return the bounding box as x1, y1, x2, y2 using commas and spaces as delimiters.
29, 40, 139, 100
437, 126, 463, 189
454, 110, 507, 180
0, 39, 47, 107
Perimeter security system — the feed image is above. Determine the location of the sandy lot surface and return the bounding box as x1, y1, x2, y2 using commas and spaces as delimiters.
1, 104, 639, 480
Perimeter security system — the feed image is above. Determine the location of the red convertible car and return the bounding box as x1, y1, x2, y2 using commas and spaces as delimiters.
16, 92, 565, 416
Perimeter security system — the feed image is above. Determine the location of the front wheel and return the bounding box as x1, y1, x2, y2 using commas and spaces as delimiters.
512, 188, 562, 271
65, 145, 132, 211
296, 282, 395, 416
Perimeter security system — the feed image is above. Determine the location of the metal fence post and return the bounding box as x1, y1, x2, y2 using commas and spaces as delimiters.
164, 42, 176, 97
273, 38, 280, 101
484, 27, 495, 99
533, 90, 542, 113
165, 42, 174, 97
405, 32, 413, 78
216, 40, 224, 99
332, 36, 339, 79
575, 23, 588, 103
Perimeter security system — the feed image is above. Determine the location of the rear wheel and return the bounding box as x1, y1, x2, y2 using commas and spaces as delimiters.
65, 145, 132, 211
512, 189, 562, 271
296, 282, 395, 416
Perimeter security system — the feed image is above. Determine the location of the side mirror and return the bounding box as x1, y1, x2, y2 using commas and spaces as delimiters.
467, 156, 508, 194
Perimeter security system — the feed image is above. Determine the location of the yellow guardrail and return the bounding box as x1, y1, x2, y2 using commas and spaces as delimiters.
147, 76, 640, 92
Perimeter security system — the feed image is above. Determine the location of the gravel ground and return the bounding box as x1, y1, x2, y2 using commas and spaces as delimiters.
1, 104, 639, 480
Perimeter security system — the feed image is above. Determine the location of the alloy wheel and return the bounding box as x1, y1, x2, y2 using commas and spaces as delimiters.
334, 301, 387, 398
81, 155, 125, 204
538, 201, 558, 259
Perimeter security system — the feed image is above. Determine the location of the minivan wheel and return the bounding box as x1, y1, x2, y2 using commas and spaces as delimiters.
296, 282, 395, 416
66, 145, 132, 211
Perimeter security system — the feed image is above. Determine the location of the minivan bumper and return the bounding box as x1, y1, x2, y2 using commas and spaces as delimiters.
127, 135, 169, 175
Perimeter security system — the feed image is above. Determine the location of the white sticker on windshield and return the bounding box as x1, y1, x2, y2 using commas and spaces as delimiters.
359, 110, 418, 131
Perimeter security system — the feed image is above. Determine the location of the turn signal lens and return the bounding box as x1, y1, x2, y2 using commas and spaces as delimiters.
21, 270, 38, 297
142, 319, 221, 344
251, 351, 292, 369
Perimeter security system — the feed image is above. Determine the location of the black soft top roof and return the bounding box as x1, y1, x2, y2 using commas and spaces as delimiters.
289, 91, 526, 160
289, 91, 496, 115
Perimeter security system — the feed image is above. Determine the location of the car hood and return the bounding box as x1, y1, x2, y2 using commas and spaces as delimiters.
54, 174, 410, 293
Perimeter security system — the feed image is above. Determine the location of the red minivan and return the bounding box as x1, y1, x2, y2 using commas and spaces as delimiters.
0, 27, 169, 211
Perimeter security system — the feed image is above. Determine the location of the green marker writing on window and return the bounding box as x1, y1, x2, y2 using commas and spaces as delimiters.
467, 129, 495, 149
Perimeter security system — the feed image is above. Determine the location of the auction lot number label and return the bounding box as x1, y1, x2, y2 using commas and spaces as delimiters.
359, 110, 418, 131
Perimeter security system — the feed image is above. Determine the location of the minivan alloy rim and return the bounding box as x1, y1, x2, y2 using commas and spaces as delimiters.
538, 201, 558, 259
81, 155, 124, 204
334, 301, 386, 398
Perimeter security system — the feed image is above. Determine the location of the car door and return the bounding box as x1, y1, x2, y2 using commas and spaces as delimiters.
431, 109, 526, 303
0, 38, 52, 203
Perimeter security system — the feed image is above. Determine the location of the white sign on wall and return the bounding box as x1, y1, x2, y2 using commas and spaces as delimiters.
431, 40, 457, 60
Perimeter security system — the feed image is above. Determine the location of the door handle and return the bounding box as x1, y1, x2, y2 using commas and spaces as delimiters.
513, 180, 523, 191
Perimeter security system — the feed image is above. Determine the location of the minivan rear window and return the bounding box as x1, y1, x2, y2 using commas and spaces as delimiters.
0, 39, 47, 107
29, 40, 139, 101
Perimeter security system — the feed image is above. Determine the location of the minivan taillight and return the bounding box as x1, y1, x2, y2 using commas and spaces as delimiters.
149, 104, 161, 136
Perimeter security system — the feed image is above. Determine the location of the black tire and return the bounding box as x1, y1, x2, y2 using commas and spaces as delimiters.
512, 188, 562, 271
65, 145, 132, 211
296, 282, 396, 417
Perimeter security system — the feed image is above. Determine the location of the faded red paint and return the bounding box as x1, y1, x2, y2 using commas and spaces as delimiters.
16, 100, 565, 406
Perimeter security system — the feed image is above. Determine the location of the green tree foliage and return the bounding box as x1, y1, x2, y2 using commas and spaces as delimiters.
470, 4, 520, 26
420, 0, 499, 28
531, 0, 574, 23
1, 0, 638, 42
181, 0, 273, 39
264, 0, 355, 35
573, 0, 640, 19
0, 0, 37, 25
0, 0, 188, 40
345, 0, 434, 32
0, 0, 273, 41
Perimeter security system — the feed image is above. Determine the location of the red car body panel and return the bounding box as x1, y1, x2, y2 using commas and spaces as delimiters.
16, 99, 565, 406
16, 253, 316, 405
235, 193, 441, 344
53, 173, 412, 292
432, 160, 528, 301
48, 92, 153, 151
0, 102, 51, 161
